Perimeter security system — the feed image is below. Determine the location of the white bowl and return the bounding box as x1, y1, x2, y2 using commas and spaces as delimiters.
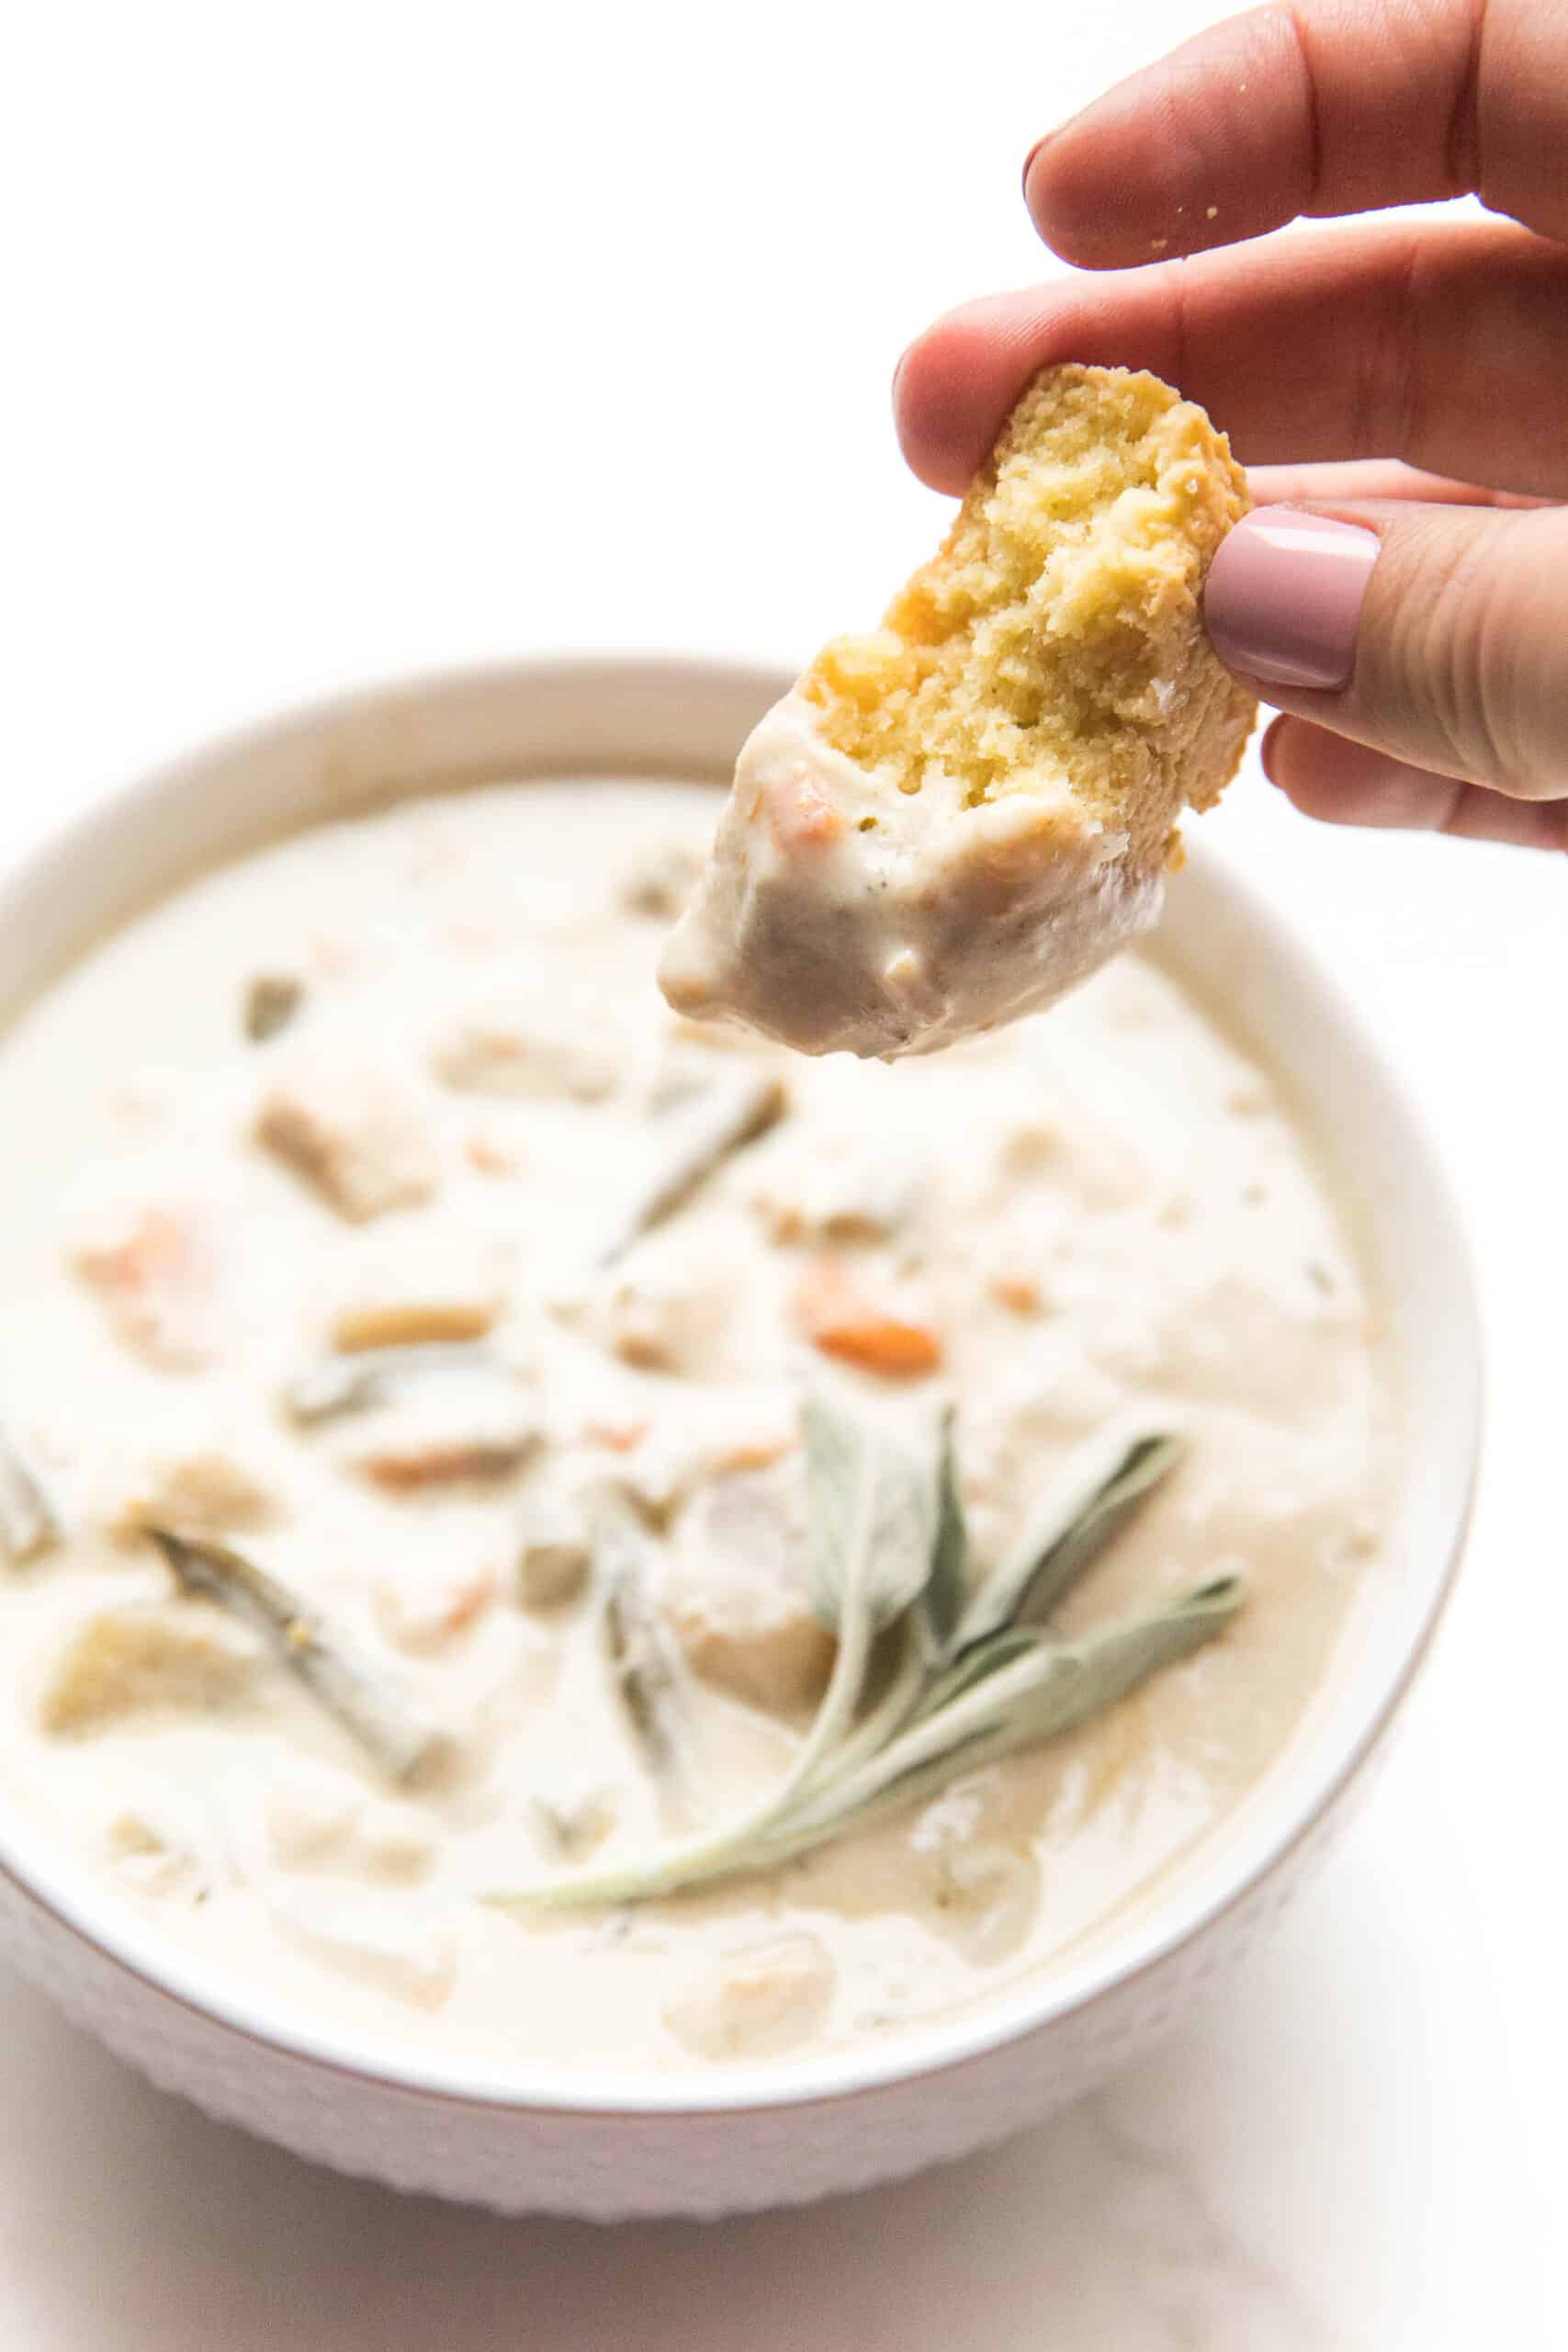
0, 656, 1480, 2218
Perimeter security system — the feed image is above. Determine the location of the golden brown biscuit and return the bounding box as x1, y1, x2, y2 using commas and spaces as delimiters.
661, 364, 1255, 1058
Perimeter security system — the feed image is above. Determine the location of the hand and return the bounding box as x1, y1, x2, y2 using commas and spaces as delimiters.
893, 0, 1568, 851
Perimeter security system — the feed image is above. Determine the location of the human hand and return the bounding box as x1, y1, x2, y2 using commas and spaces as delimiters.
894, 0, 1568, 850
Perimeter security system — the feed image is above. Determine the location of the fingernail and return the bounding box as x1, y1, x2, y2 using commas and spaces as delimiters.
1204, 509, 1381, 691
1021, 130, 1056, 204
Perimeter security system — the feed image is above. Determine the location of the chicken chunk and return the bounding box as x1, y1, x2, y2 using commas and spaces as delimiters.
748, 1136, 914, 1247
70, 1198, 223, 1371
664, 1463, 835, 1713
515, 1476, 594, 1609
528, 1770, 618, 1860
40, 1602, 262, 1734
267, 1886, 457, 2008
97, 1438, 281, 1546
428, 989, 623, 1104
581, 1228, 745, 1378
662, 1934, 836, 2061
255, 1050, 439, 1221
345, 1364, 543, 1494
107, 1795, 224, 1902
579, 1394, 796, 1526
323, 1227, 506, 1352
263, 1762, 436, 1882
921, 1840, 1043, 1966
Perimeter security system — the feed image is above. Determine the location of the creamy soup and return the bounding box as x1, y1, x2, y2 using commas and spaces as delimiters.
0, 779, 1388, 2076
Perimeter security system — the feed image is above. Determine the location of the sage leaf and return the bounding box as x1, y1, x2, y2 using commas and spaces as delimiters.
486, 1407, 1242, 1916
919, 1408, 967, 1658
803, 1391, 937, 1636
798, 1575, 1245, 1839
149, 1529, 447, 1784
594, 1489, 698, 1826
910, 1624, 1044, 1723
953, 1431, 1184, 1656
601, 1070, 784, 1266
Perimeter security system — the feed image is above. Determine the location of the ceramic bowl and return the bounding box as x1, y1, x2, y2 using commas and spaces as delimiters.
0, 657, 1480, 2217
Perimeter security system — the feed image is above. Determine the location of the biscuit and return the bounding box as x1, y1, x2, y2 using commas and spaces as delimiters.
661, 364, 1255, 1057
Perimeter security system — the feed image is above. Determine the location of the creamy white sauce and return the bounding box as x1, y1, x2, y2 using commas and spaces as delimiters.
660, 696, 1161, 1057
0, 778, 1389, 2075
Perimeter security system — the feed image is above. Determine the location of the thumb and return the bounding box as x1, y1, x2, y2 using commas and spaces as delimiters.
1202, 501, 1568, 801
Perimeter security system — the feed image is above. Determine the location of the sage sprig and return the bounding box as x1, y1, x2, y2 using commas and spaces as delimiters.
951, 1431, 1185, 1655
600, 1070, 784, 1266
488, 1400, 1242, 1913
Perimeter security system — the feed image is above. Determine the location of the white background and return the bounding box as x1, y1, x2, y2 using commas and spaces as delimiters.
1, 3, 1561, 2344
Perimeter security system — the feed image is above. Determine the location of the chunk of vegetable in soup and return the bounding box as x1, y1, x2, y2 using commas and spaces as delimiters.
0, 780, 1389, 2077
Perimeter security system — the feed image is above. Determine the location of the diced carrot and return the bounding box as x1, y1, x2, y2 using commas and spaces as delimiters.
464, 1129, 520, 1176
767, 773, 844, 852
374, 1563, 498, 1653
793, 1257, 942, 1379
582, 1419, 650, 1454
72, 1201, 220, 1370
989, 1273, 1043, 1315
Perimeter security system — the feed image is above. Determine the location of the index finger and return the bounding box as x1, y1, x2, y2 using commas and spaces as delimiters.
1023, 0, 1568, 266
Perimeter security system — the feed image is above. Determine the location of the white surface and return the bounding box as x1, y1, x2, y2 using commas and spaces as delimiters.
0, 0, 1559, 2341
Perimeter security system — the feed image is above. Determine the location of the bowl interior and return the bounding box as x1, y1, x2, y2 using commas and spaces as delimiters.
0, 656, 1480, 2115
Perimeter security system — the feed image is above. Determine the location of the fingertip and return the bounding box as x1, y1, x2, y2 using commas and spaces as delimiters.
1258, 713, 1293, 787
1258, 719, 1458, 833
1022, 116, 1163, 268
1021, 16, 1309, 268
892, 305, 1024, 494
1258, 717, 1349, 822
1258, 715, 1363, 822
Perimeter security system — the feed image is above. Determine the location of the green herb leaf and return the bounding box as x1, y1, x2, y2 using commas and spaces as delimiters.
594, 1488, 699, 1826
149, 1528, 447, 1784
754, 1577, 1244, 1864
803, 1391, 937, 1636
919, 1408, 967, 1658
953, 1431, 1184, 1655
486, 1409, 1241, 1916
602, 1070, 785, 1266
910, 1624, 1045, 1722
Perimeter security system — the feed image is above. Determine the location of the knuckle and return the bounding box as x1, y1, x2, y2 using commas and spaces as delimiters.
1378, 514, 1559, 795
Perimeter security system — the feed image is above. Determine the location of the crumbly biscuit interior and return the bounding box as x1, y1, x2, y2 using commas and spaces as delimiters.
798, 365, 1255, 869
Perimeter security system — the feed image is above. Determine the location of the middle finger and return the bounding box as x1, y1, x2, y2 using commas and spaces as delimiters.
896, 219, 1568, 499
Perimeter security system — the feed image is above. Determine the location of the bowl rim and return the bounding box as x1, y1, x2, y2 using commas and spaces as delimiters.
0, 651, 1483, 2120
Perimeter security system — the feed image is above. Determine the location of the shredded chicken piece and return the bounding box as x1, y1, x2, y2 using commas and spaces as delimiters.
665, 1464, 835, 1714
40, 1602, 262, 1733
255, 1050, 439, 1221
662, 1934, 836, 2061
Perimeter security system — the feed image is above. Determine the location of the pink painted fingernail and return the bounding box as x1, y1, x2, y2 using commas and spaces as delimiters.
1204, 508, 1381, 691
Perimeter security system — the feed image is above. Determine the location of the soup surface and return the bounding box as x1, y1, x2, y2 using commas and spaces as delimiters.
0, 778, 1388, 2076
